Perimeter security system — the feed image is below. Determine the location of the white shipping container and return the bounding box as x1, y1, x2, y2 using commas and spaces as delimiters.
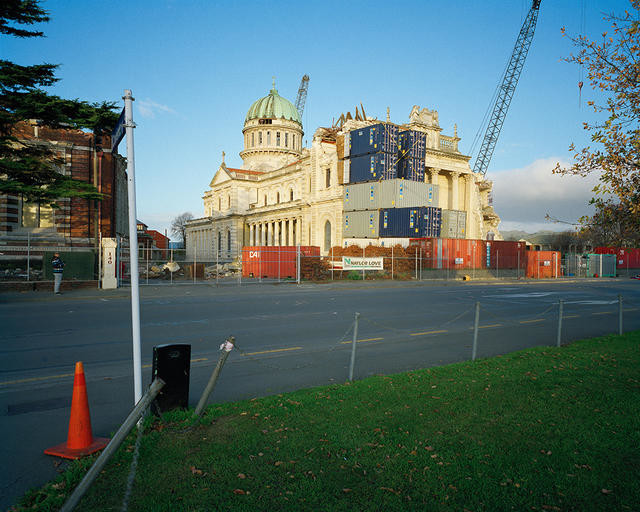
343, 179, 439, 212
343, 210, 380, 238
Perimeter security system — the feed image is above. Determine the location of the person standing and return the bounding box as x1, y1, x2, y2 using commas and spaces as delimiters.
52, 252, 64, 295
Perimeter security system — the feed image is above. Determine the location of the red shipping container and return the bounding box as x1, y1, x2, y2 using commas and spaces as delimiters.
409, 238, 486, 269
486, 240, 528, 270
242, 246, 320, 278
526, 251, 561, 278
595, 247, 640, 269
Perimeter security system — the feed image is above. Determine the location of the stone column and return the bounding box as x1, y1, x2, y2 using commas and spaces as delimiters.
288, 219, 293, 246
275, 221, 280, 246
430, 168, 441, 207
450, 171, 460, 210
249, 224, 254, 246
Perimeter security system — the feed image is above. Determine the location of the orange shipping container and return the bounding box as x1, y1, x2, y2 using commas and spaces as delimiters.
526, 251, 561, 278
242, 246, 320, 278
409, 238, 486, 269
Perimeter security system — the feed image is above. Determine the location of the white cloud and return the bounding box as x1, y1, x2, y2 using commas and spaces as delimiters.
137, 99, 177, 119
491, 157, 601, 232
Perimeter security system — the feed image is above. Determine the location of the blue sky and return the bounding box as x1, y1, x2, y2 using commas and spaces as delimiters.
5, 0, 629, 237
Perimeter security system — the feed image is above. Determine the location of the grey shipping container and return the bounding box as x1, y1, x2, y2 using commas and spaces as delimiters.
343, 179, 439, 211
348, 123, 399, 157
343, 210, 380, 238
441, 210, 467, 239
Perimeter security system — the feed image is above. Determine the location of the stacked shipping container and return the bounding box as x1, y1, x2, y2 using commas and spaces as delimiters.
242, 246, 320, 279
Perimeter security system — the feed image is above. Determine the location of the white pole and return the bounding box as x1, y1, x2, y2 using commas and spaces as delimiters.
27, 232, 30, 282
124, 89, 142, 405
97, 232, 101, 288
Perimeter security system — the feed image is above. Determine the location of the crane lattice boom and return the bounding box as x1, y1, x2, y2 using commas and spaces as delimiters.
473, 0, 541, 176
295, 74, 310, 120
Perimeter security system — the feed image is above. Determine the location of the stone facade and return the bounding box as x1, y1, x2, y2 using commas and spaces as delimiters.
186, 96, 500, 262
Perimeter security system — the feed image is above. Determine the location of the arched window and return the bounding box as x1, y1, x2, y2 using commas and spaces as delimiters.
267, 131, 271, 145
324, 220, 332, 254
285, 132, 288, 147
228, 195, 231, 209
276, 132, 281, 146
227, 229, 231, 251
259, 132, 263, 145
217, 231, 221, 255
326, 168, 331, 188
289, 188, 294, 201
251, 133, 255, 147
264, 194, 267, 206
276, 192, 280, 203
293, 134, 296, 149
218, 197, 221, 210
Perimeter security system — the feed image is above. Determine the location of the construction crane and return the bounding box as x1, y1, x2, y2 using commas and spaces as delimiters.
473, 0, 542, 176
295, 74, 310, 121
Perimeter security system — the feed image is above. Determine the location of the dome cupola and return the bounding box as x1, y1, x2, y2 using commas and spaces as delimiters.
240, 80, 304, 171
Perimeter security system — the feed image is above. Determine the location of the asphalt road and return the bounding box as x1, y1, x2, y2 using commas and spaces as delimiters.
1, 278, 639, 510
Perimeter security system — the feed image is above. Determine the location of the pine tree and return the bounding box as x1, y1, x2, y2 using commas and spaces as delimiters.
0, 0, 119, 205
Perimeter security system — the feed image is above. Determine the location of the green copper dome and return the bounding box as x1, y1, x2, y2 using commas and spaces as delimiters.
245, 86, 301, 125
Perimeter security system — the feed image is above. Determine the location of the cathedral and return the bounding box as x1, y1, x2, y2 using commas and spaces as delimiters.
185, 83, 501, 262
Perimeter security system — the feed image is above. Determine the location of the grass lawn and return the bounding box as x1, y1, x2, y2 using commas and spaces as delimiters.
16, 332, 640, 511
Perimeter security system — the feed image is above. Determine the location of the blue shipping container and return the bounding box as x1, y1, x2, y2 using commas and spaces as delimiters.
398, 157, 425, 182
399, 130, 427, 159
349, 123, 399, 157
347, 153, 399, 183
378, 207, 441, 238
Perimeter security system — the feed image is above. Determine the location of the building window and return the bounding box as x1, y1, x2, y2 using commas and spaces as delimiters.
326, 168, 331, 188
251, 133, 255, 147
218, 197, 221, 210
264, 195, 267, 206
21, 201, 54, 228
324, 220, 332, 253
276, 192, 280, 203
217, 231, 221, 254
276, 132, 281, 146
259, 132, 263, 145
290, 188, 294, 201
285, 132, 288, 147
227, 229, 231, 251
228, 194, 231, 209
293, 134, 296, 149
258, 119, 272, 125
267, 131, 271, 145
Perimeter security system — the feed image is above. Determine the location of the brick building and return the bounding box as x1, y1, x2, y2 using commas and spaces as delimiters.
0, 120, 128, 248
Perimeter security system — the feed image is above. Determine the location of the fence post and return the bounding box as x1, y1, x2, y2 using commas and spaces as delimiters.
170, 247, 173, 285
391, 245, 394, 280
195, 337, 235, 416
472, 302, 480, 361
556, 299, 563, 348
26, 232, 30, 282
362, 247, 365, 281
193, 247, 196, 284
517, 251, 520, 280
415, 248, 418, 280
296, 245, 301, 285
618, 294, 623, 335
348, 312, 360, 382
496, 250, 499, 279
146, 246, 149, 285
331, 246, 334, 281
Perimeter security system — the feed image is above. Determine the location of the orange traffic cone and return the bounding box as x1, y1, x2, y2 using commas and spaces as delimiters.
44, 362, 110, 459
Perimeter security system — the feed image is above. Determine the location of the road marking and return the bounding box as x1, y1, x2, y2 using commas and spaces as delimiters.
519, 319, 545, 324
1, 358, 210, 387
479, 324, 502, 329
593, 311, 614, 315
564, 315, 579, 319
624, 308, 638, 312
409, 330, 448, 336
244, 347, 303, 356
0, 372, 74, 387
340, 337, 384, 344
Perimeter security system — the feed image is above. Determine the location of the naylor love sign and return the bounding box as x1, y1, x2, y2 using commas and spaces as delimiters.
342, 256, 384, 270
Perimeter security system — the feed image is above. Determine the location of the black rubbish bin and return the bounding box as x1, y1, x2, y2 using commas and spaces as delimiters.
151, 344, 191, 415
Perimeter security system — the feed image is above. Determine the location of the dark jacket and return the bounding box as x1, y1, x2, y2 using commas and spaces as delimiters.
52, 256, 65, 274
